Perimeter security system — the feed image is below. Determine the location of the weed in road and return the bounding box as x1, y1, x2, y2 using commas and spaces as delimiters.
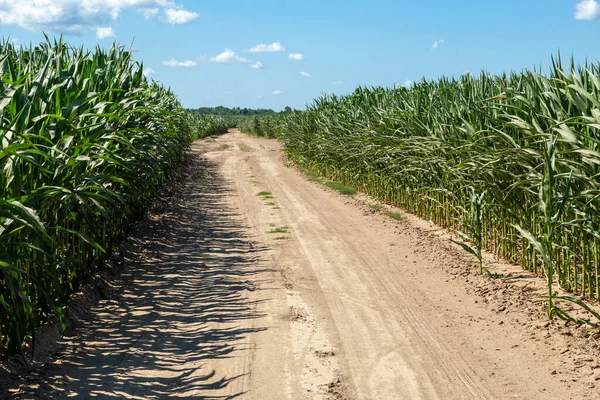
267, 226, 289, 234
307, 172, 324, 183
298, 167, 323, 182
385, 211, 403, 221
240, 143, 250, 151
257, 191, 274, 199
485, 270, 513, 279
369, 204, 383, 212
325, 181, 357, 196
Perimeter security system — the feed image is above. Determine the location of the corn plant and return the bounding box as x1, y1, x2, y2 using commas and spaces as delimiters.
0, 38, 194, 357
452, 188, 486, 274
514, 135, 571, 319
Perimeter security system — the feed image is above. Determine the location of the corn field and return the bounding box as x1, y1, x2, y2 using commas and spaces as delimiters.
0, 38, 193, 357
187, 113, 238, 138
239, 114, 285, 138
281, 55, 600, 320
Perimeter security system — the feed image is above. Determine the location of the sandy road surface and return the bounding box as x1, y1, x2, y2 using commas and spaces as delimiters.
5, 129, 599, 399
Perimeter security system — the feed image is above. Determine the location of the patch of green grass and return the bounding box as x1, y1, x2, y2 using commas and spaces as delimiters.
240, 143, 250, 151
484, 269, 513, 279
385, 211, 403, 221
257, 191, 273, 199
325, 181, 357, 196
369, 204, 383, 212
298, 167, 324, 182
266, 202, 277, 206
194, 170, 206, 179
306, 171, 324, 182
267, 226, 289, 234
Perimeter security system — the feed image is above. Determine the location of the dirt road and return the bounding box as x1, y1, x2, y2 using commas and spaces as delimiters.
5, 129, 599, 399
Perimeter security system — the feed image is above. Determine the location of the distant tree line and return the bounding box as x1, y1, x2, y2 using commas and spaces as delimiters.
188, 106, 294, 116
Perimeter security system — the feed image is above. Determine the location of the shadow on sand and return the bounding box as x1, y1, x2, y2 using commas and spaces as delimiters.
7, 156, 272, 399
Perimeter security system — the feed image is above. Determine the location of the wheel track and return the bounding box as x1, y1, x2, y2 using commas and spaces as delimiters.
267, 157, 492, 399
224, 131, 577, 400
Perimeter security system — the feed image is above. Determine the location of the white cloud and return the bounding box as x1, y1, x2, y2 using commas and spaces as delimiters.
248, 42, 285, 52
162, 58, 197, 67
249, 61, 264, 69
143, 67, 156, 76
575, 0, 600, 20
0, 1, 196, 34
299, 71, 311, 77
403, 80, 413, 88
332, 80, 344, 85
210, 49, 248, 63
273, 90, 283, 95
141, 8, 159, 19
96, 26, 115, 39
432, 39, 445, 49
165, 8, 199, 24
288, 53, 304, 61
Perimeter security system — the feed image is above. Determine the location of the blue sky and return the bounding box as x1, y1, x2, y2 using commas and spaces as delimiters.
1, 1, 600, 111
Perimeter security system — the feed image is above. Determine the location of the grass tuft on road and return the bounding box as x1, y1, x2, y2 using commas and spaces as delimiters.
385, 211, 403, 221
257, 191, 274, 199
325, 181, 357, 196
267, 226, 289, 234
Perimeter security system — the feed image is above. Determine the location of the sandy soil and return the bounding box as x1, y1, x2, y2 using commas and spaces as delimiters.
3, 129, 600, 399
